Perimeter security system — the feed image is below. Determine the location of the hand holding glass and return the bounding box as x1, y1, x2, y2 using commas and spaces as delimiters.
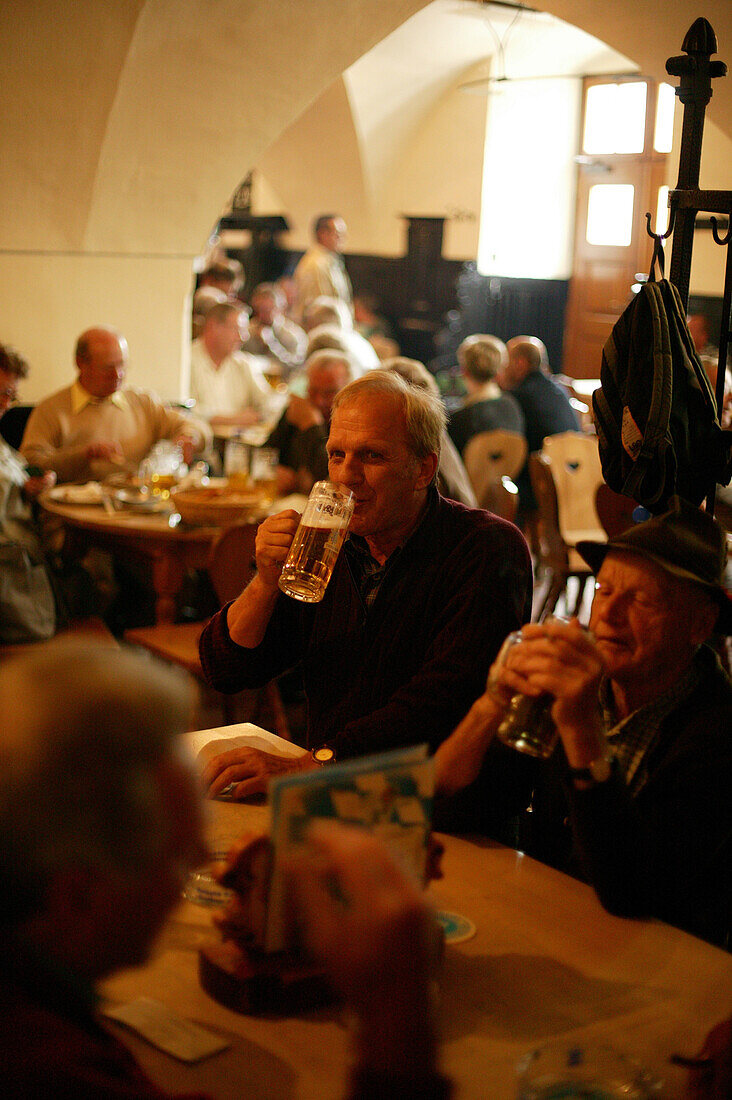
278, 481, 354, 603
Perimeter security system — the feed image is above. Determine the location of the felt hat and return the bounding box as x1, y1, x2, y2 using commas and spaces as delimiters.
576, 499, 732, 634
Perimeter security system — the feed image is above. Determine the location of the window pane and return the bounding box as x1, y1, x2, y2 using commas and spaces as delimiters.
655, 185, 670, 236
654, 83, 675, 152
586, 184, 635, 246
583, 82, 647, 154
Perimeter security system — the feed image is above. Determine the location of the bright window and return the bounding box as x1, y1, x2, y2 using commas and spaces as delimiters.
654, 83, 676, 152
655, 185, 670, 236
583, 82, 647, 154
586, 184, 635, 246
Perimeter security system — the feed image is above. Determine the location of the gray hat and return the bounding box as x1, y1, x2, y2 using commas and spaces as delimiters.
576, 499, 732, 634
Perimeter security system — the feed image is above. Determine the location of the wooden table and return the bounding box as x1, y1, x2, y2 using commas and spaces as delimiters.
100, 768, 732, 1100
41, 497, 248, 624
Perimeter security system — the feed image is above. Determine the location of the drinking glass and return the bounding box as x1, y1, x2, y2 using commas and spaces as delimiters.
278, 481, 354, 603
250, 446, 279, 505
516, 1042, 662, 1098
490, 617, 572, 759
139, 440, 183, 499
224, 435, 250, 491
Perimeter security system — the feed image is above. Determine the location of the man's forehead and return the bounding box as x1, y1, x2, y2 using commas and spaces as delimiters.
329, 394, 408, 444
598, 550, 673, 593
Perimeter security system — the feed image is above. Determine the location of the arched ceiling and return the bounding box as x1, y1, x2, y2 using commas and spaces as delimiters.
0, 0, 729, 257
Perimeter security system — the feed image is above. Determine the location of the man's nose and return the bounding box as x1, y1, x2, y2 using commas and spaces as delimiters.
333, 455, 363, 485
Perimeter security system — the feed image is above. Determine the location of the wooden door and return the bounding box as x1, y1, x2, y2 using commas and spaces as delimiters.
563, 78, 670, 379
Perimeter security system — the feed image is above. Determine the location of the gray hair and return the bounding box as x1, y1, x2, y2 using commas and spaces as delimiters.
305, 349, 353, 381
331, 370, 445, 475
457, 334, 507, 382
381, 357, 440, 399
0, 641, 196, 924
302, 296, 353, 333
306, 324, 352, 358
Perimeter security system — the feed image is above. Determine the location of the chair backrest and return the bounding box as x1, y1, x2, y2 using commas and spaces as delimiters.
540, 432, 603, 542
207, 523, 258, 605
528, 453, 565, 567
0, 405, 34, 451
463, 430, 527, 511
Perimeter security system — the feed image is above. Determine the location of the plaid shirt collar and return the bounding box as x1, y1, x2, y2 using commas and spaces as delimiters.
600, 657, 701, 795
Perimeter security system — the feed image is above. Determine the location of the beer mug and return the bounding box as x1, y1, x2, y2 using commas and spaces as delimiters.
250, 446, 279, 506
490, 617, 571, 760
223, 435, 250, 491
278, 481, 354, 603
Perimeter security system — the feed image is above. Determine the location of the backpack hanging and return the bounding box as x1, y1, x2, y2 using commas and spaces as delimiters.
593, 241, 732, 514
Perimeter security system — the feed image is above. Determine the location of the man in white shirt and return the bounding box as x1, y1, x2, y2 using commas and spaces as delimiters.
293, 214, 353, 321
21, 327, 210, 484
189, 301, 271, 427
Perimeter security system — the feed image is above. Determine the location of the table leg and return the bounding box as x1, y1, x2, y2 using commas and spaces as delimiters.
151, 551, 186, 624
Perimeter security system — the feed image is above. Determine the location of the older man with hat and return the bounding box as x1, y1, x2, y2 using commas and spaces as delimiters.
435, 500, 731, 946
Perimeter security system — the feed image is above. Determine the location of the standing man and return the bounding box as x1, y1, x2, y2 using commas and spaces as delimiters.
293, 214, 353, 321
21, 327, 210, 483
200, 371, 533, 835
190, 300, 271, 427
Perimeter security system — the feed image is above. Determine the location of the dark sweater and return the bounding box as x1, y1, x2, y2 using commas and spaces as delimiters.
200, 491, 535, 834
448, 393, 525, 457
528, 646, 732, 947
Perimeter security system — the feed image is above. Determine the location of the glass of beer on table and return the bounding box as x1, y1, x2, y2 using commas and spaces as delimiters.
278, 480, 354, 603
250, 446, 279, 506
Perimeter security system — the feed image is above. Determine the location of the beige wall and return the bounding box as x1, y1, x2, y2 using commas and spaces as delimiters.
1, 0, 729, 404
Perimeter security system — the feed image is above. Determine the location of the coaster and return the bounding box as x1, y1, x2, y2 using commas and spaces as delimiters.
436, 910, 477, 944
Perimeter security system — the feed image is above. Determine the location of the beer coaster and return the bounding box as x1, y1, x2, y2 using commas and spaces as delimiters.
436, 910, 477, 944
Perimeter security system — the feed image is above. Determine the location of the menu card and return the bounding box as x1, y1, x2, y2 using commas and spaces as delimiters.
265, 744, 433, 952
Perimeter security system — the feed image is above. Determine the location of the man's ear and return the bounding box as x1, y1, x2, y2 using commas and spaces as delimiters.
415, 452, 439, 491
688, 595, 721, 647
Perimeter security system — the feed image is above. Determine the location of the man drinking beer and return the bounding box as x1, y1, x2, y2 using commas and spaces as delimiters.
200, 371, 533, 835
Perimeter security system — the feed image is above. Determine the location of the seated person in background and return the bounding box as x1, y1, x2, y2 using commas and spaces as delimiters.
353, 290, 394, 342
241, 282, 307, 381
21, 326, 210, 484
0, 640, 446, 1099
0, 345, 59, 642
190, 300, 271, 428
197, 256, 244, 298
448, 334, 525, 456
200, 370, 534, 836
191, 285, 227, 340
434, 501, 732, 947
303, 295, 380, 376
265, 350, 352, 496
382, 356, 476, 508
502, 335, 579, 518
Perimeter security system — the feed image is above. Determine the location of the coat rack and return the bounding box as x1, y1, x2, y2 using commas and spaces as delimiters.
645, 18, 730, 512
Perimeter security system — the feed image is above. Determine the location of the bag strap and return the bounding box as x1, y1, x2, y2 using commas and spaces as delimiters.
647, 237, 665, 283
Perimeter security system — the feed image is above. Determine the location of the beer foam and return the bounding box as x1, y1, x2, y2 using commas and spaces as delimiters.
303, 515, 348, 529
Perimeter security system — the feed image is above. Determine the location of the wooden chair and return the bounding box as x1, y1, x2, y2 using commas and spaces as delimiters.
463, 430, 527, 520
529, 432, 605, 621
124, 524, 290, 736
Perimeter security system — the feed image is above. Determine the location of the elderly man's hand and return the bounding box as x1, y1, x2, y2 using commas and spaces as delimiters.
497, 618, 605, 760
254, 509, 300, 589
202, 745, 312, 800
22, 470, 56, 499
286, 394, 323, 432
285, 821, 438, 1075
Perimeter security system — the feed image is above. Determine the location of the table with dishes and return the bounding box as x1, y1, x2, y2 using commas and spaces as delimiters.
40, 481, 300, 623
98, 724, 732, 1100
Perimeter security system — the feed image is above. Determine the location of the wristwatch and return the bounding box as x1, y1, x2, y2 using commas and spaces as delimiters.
568, 747, 614, 785
311, 745, 336, 767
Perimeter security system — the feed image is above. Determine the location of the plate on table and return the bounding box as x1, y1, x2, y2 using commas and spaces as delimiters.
112, 487, 172, 514
48, 482, 106, 505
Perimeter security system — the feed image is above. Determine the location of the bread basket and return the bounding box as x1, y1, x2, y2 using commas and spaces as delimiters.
172, 486, 266, 526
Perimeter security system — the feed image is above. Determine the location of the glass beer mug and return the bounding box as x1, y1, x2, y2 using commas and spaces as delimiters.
490, 617, 572, 760
278, 481, 354, 603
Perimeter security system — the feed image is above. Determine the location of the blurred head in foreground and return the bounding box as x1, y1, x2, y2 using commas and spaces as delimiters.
0, 641, 203, 980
